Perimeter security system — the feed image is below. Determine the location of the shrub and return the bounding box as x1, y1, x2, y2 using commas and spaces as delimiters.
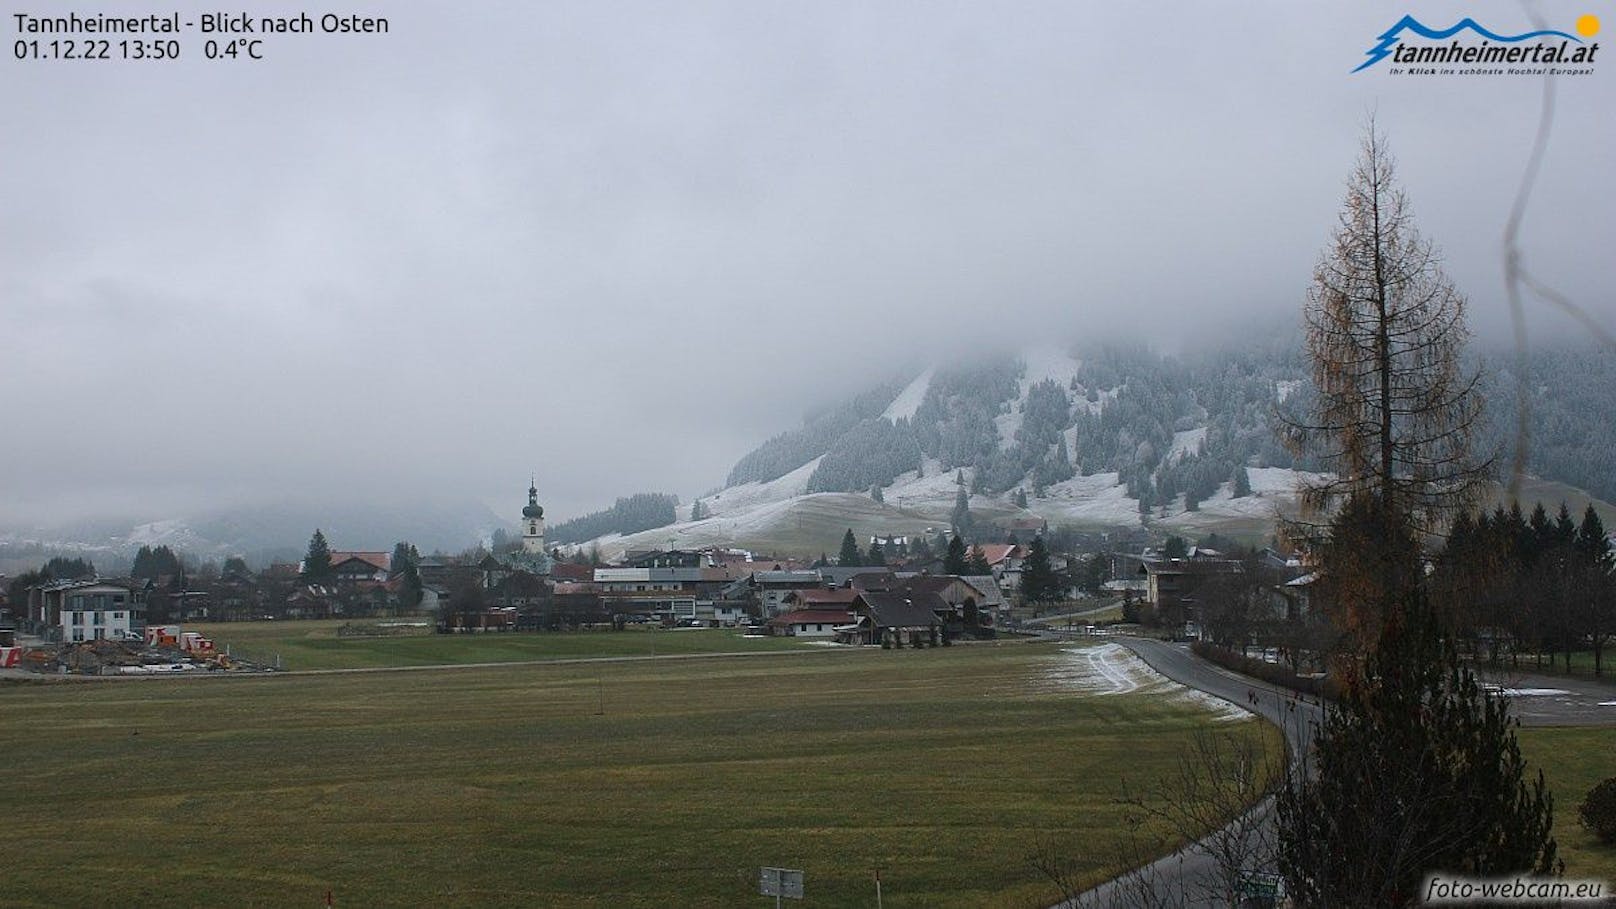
1580, 777, 1616, 844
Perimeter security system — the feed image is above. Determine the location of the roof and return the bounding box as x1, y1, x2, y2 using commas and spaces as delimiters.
846, 570, 898, 591
959, 575, 1007, 607
816, 566, 874, 586
856, 591, 944, 628
34, 578, 133, 594
768, 609, 855, 627
902, 575, 956, 596
731, 560, 794, 576
595, 567, 706, 583
797, 588, 860, 606
975, 544, 1022, 566
329, 552, 390, 571
1140, 558, 1244, 576
753, 571, 821, 585
550, 563, 593, 582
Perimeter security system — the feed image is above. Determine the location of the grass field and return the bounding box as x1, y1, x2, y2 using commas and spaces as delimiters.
1519, 727, 1616, 884
0, 643, 1280, 908
188, 620, 817, 671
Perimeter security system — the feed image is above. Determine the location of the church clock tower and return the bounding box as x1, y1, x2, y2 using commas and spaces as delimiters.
522, 480, 546, 555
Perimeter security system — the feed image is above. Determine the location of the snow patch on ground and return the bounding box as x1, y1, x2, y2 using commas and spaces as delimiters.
1038, 644, 1249, 722
1035, 472, 1143, 527
701, 457, 822, 518
1275, 380, 1303, 403
994, 410, 1023, 452
1021, 346, 1084, 392
1167, 427, 1207, 464
880, 460, 974, 515
882, 368, 934, 423
1246, 466, 1329, 496
1501, 687, 1572, 697
993, 347, 1085, 451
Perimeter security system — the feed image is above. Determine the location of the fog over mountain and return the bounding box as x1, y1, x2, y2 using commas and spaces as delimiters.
5, 1, 1612, 536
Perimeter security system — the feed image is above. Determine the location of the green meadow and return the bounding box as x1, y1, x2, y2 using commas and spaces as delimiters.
1518, 727, 1616, 885
1, 643, 1279, 908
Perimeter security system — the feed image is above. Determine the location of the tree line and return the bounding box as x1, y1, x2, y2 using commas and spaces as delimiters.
1433, 501, 1614, 675
546, 493, 680, 545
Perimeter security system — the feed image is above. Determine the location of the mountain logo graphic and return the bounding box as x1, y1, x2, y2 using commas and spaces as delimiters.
1353, 15, 1587, 72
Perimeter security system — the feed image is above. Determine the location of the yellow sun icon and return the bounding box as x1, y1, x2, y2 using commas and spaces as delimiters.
1576, 13, 1600, 36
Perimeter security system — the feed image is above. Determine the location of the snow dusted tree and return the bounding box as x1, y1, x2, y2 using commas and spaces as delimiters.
1231, 465, 1252, 498
950, 487, 974, 539
1284, 123, 1489, 535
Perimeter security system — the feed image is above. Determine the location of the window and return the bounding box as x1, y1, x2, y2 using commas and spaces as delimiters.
113, 612, 124, 620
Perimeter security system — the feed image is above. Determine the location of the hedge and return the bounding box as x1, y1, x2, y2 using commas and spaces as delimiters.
1191, 641, 1342, 700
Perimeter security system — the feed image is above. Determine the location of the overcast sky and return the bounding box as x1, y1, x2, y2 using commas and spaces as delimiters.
4, 1, 1612, 528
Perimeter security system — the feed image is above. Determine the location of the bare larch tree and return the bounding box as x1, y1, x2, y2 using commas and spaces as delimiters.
1285, 123, 1489, 534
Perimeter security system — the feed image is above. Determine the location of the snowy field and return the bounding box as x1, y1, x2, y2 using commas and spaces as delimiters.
1034, 643, 1251, 722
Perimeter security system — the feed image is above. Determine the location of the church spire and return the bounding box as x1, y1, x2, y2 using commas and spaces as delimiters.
521, 478, 545, 554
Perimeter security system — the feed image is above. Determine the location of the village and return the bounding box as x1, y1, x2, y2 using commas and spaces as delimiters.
0, 480, 1342, 678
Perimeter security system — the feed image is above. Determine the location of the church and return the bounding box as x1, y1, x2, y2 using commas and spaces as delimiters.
482, 480, 554, 576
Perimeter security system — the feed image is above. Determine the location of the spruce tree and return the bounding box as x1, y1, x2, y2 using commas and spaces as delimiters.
302, 529, 334, 583
1021, 537, 1058, 603
951, 488, 973, 539
966, 545, 992, 576
944, 535, 969, 575
1576, 505, 1613, 676
1277, 589, 1560, 905
837, 529, 862, 567
1232, 465, 1252, 498
866, 541, 886, 566
390, 541, 419, 575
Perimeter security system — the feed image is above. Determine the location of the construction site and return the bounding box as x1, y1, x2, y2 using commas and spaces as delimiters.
0, 624, 279, 676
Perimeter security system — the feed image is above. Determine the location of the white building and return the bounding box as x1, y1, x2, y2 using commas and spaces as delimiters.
51, 581, 140, 642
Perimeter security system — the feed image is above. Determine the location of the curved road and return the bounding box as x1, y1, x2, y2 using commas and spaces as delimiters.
1060, 637, 1322, 909
1064, 637, 1616, 908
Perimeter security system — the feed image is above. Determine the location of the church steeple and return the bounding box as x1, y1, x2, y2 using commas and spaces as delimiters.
521, 478, 545, 554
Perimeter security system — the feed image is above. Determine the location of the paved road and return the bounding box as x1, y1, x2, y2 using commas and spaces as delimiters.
1472, 664, 1616, 727
1059, 637, 1323, 909
1063, 639, 1616, 908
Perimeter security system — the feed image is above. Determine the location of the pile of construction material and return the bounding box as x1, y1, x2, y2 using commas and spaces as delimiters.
12, 631, 276, 676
